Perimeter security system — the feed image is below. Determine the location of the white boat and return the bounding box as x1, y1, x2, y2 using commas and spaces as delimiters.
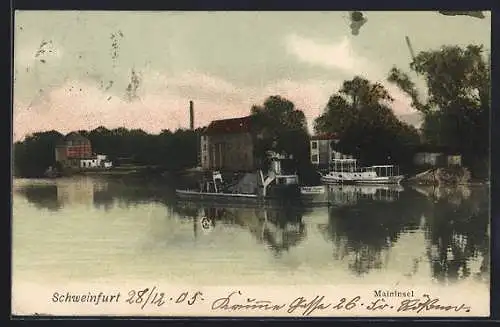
320, 159, 404, 185
300, 185, 326, 195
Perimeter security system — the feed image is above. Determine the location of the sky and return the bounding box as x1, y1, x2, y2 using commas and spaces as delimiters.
13, 11, 491, 141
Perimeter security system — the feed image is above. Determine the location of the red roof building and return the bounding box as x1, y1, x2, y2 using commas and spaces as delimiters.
200, 116, 255, 171
203, 116, 253, 135
55, 132, 93, 168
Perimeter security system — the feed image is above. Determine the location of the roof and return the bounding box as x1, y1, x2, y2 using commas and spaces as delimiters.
204, 116, 252, 135
65, 132, 90, 141
311, 133, 339, 140
57, 132, 90, 145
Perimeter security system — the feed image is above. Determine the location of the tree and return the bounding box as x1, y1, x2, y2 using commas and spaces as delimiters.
314, 76, 420, 169
13, 126, 203, 177
251, 95, 309, 158
251, 95, 307, 133
388, 44, 490, 175
13, 130, 63, 177
250, 96, 316, 182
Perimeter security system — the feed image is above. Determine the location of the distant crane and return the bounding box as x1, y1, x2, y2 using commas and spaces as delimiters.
405, 36, 416, 62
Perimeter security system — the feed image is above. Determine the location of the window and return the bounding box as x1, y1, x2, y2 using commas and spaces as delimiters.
311, 141, 318, 149
311, 154, 319, 163
203, 144, 207, 151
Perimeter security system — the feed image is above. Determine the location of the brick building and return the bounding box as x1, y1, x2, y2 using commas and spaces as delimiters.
200, 116, 255, 172
55, 132, 93, 168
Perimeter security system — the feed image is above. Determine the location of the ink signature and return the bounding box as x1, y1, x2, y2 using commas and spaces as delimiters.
397, 294, 471, 313
211, 291, 286, 312
210, 291, 471, 315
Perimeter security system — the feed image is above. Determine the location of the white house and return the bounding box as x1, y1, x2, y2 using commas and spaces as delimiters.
80, 158, 98, 168
310, 133, 352, 168
79, 154, 113, 169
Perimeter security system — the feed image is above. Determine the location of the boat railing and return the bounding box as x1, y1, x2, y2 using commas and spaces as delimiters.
366, 165, 400, 177
330, 158, 360, 173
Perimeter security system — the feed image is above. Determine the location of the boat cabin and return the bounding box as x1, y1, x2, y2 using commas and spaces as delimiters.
362, 165, 400, 177
330, 158, 359, 172
266, 151, 299, 186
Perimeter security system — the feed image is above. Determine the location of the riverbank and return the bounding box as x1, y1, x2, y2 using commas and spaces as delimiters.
21, 165, 491, 189
403, 167, 489, 186
57, 165, 166, 176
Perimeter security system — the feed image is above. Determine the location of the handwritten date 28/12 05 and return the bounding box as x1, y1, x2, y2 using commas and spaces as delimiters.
125, 287, 204, 310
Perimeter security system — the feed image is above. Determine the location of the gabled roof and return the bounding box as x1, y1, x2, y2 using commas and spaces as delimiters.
204, 116, 252, 135
310, 133, 339, 140
57, 132, 90, 145
65, 132, 90, 141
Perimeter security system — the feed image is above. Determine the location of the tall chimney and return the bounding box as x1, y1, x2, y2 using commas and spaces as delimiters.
189, 100, 194, 130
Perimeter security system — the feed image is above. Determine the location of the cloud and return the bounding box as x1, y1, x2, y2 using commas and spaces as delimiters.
13, 67, 345, 140
13, 72, 252, 141
14, 35, 421, 141
285, 34, 416, 117
285, 34, 373, 75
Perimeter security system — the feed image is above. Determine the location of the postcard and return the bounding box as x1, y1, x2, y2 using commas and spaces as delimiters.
12, 10, 491, 317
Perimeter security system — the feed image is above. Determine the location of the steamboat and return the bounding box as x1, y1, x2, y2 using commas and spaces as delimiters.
320, 158, 405, 185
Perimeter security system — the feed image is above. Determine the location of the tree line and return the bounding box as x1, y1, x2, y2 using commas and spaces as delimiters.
13, 127, 200, 177
13, 43, 490, 179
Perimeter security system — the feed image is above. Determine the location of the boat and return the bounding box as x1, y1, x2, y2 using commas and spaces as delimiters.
320, 158, 405, 185
176, 151, 334, 206
300, 185, 326, 195
175, 151, 302, 204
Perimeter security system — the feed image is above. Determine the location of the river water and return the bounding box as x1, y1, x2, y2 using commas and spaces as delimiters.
12, 175, 490, 290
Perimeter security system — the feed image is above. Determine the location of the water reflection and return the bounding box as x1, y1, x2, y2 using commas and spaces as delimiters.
321, 188, 424, 275
326, 184, 404, 206
15, 184, 62, 211
14, 176, 176, 211
173, 204, 307, 256
419, 185, 490, 283
13, 176, 490, 284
